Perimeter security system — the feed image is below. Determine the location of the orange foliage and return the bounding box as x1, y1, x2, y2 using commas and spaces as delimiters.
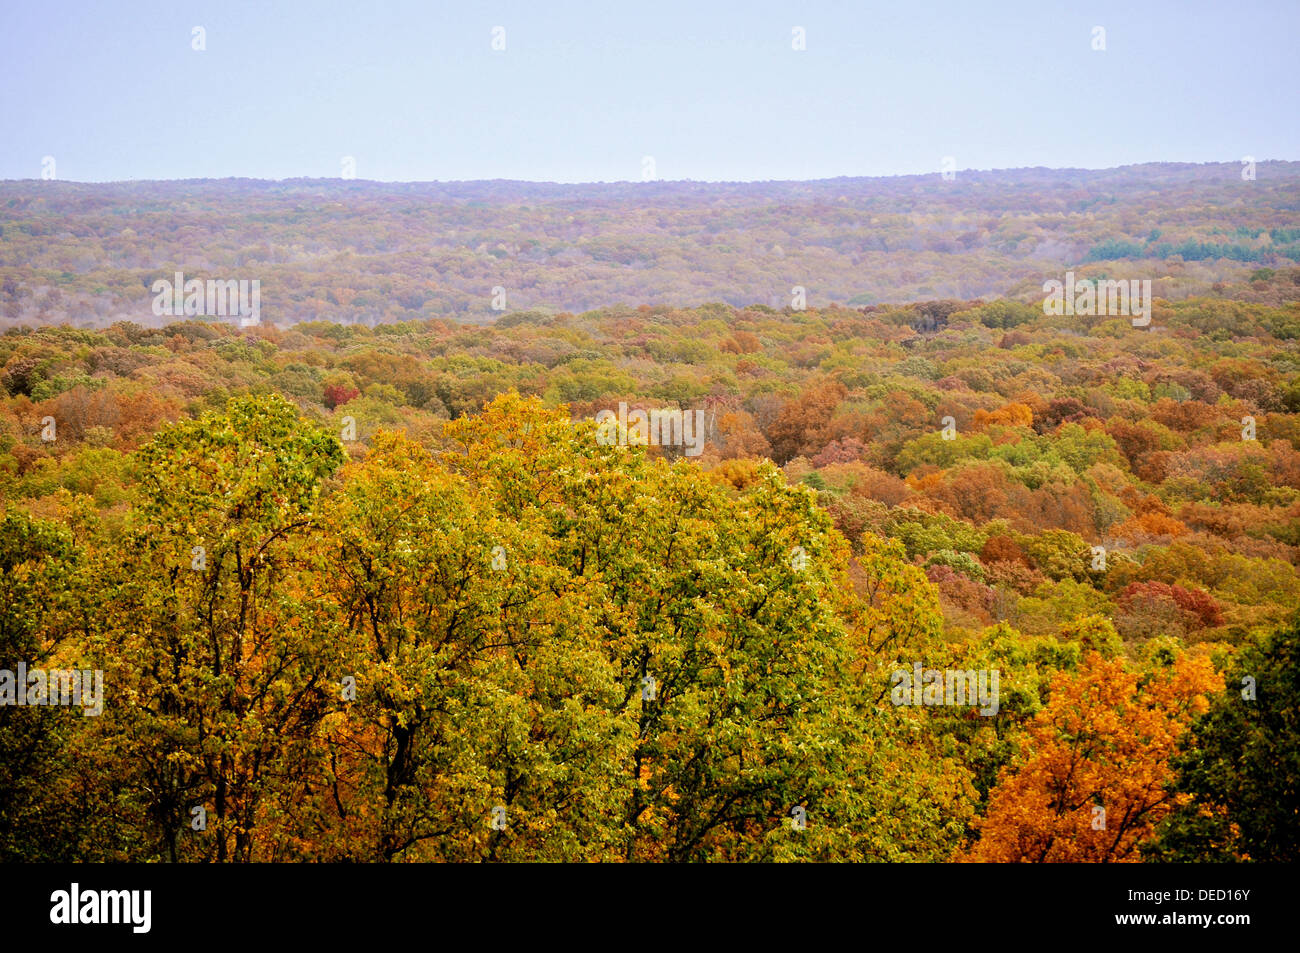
972, 402, 1033, 431
962, 653, 1222, 862
1112, 510, 1189, 542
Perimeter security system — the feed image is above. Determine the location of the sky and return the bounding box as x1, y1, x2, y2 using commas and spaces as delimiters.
2, 0, 1297, 183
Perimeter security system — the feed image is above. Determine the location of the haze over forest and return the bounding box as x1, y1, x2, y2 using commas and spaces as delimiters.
4, 160, 1299, 326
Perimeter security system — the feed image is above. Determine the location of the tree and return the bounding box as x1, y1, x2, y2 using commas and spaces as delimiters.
962, 651, 1221, 862
765, 379, 847, 463
444, 393, 869, 860
1024, 529, 1092, 582
843, 533, 944, 694
312, 394, 977, 861
0, 511, 93, 860
323, 381, 360, 410
1146, 617, 1300, 861
88, 393, 345, 861
1115, 582, 1223, 643
309, 428, 628, 861
981, 534, 1029, 567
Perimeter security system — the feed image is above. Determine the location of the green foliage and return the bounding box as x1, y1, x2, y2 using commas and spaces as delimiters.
887, 509, 989, 560
85, 394, 346, 860
0, 511, 91, 860
1146, 616, 1300, 861
896, 431, 994, 473
960, 300, 1039, 329
1025, 529, 1092, 581
925, 549, 986, 582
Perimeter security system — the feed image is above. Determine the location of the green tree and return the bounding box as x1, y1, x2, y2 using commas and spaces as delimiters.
88, 393, 345, 861
1146, 616, 1300, 861
0, 511, 90, 860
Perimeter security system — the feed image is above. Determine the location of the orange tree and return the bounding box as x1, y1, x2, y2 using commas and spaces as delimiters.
962, 650, 1221, 862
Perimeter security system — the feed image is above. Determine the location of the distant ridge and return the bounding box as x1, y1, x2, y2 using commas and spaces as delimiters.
3, 162, 1299, 327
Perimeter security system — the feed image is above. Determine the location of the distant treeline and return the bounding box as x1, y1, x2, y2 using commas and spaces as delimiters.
1086, 228, 1300, 264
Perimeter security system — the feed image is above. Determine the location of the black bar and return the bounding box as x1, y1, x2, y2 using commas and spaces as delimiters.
2, 862, 1277, 942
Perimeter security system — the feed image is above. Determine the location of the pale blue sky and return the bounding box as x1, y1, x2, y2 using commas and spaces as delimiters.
2, 0, 1296, 182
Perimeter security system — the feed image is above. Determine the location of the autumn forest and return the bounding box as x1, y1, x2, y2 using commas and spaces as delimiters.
2, 167, 1299, 864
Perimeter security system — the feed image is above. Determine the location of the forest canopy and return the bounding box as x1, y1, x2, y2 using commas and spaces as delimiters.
2, 259, 1298, 860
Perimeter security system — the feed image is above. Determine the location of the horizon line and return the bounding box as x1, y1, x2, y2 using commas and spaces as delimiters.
4, 158, 1298, 188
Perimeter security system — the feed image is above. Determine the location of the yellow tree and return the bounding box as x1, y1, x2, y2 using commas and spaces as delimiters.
842, 532, 944, 700
309, 429, 628, 862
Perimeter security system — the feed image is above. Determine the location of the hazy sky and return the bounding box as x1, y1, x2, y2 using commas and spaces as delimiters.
2, 0, 1297, 183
